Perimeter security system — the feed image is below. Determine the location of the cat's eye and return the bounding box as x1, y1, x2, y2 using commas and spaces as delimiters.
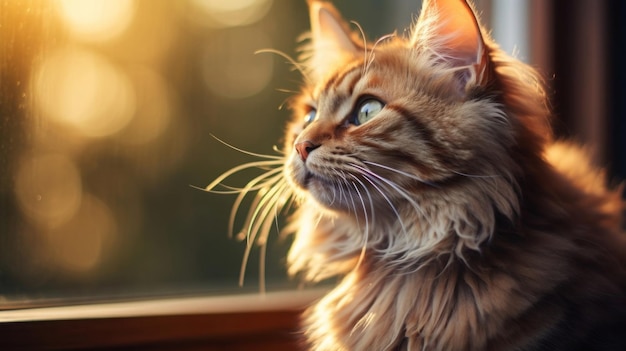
355, 99, 384, 125
304, 109, 317, 125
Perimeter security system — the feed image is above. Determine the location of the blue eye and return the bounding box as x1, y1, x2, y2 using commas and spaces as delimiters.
304, 109, 316, 125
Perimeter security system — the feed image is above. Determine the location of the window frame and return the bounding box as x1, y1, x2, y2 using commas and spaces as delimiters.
0, 289, 324, 350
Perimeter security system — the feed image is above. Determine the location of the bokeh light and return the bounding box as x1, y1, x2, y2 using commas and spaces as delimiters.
201, 28, 274, 99
15, 154, 83, 229
119, 67, 172, 145
56, 0, 136, 42
188, 0, 273, 28
3, 0, 300, 301
33, 47, 136, 138
43, 194, 117, 273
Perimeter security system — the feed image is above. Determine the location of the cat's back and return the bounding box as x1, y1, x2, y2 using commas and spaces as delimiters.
543, 141, 624, 248
523, 141, 626, 350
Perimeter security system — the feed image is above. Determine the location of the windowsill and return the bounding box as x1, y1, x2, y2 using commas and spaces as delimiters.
0, 288, 325, 350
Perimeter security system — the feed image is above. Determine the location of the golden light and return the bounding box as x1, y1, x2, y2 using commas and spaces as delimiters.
15, 154, 83, 228
44, 194, 117, 273
56, 0, 136, 42
33, 47, 136, 138
201, 28, 273, 99
119, 67, 171, 145
188, 0, 273, 28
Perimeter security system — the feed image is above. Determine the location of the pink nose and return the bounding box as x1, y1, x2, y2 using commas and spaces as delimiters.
295, 141, 319, 162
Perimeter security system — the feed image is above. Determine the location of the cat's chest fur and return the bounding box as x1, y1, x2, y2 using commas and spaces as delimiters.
302, 218, 625, 351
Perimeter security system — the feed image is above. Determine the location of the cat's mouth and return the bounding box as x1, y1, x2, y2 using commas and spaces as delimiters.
302, 170, 333, 189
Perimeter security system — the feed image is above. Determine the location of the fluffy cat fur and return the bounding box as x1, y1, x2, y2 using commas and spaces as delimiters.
208, 0, 626, 350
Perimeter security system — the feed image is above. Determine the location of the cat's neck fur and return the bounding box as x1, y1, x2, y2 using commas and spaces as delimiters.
302, 166, 623, 350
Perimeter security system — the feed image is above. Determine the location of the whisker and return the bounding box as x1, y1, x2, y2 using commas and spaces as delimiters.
349, 179, 370, 272
272, 145, 285, 154
451, 170, 502, 179
362, 160, 439, 188
239, 239, 253, 287
248, 182, 288, 243
332, 169, 354, 208
229, 170, 284, 237
275, 88, 301, 95
349, 167, 409, 237
204, 159, 283, 192
259, 241, 267, 294
349, 20, 368, 76
255, 48, 312, 86
365, 33, 396, 74
205, 136, 292, 293
237, 178, 288, 288
351, 163, 427, 218
210, 134, 283, 160
339, 172, 359, 222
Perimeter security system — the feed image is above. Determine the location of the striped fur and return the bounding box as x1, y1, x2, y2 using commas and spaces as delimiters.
209, 0, 626, 349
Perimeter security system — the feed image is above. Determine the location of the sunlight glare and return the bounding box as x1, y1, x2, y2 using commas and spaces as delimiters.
119, 67, 171, 145
189, 0, 273, 28
56, 0, 136, 42
33, 47, 136, 138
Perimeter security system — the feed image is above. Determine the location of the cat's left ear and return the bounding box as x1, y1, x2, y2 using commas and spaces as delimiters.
411, 0, 491, 92
306, 1, 361, 80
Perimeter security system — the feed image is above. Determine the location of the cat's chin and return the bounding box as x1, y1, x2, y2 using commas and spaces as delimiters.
290, 170, 352, 212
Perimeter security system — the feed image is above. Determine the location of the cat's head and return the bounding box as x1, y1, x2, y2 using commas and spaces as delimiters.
284, 0, 549, 227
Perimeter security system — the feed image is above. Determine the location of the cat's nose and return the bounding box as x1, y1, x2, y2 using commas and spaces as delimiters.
295, 141, 319, 162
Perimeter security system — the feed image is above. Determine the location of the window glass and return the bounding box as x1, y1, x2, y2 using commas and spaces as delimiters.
0, 0, 414, 306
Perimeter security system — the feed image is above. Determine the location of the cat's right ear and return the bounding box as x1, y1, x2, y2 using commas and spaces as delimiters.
411, 0, 492, 94
306, 1, 361, 80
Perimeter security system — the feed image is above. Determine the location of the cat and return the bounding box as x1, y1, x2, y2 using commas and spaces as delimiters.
207, 0, 626, 350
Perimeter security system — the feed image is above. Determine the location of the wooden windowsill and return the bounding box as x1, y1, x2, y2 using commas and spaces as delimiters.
0, 289, 325, 351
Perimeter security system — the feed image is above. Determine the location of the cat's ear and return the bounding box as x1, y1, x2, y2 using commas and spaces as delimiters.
411, 0, 491, 92
306, 0, 361, 80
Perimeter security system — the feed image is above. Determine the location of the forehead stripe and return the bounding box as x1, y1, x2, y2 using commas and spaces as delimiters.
322, 65, 361, 95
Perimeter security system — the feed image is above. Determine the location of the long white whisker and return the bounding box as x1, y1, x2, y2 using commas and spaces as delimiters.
204, 160, 283, 192
250, 182, 289, 245
349, 167, 408, 237
229, 170, 284, 237
205, 136, 292, 292
365, 33, 396, 74
351, 163, 427, 218
363, 160, 439, 188
238, 179, 288, 288
245, 181, 285, 241
350, 20, 368, 76
210, 134, 283, 160
258, 241, 267, 294
349, 179, 370, 271
239, 240, 253, 287
349, 174, 376, 227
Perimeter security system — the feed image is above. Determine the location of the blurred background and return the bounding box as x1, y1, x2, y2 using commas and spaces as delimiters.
0, 0, 624, 307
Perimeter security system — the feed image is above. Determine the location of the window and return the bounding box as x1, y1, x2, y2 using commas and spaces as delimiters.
1, 0, 308, 306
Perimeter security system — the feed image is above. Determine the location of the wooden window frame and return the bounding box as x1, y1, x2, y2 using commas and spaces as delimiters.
0, 289, 324, 350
